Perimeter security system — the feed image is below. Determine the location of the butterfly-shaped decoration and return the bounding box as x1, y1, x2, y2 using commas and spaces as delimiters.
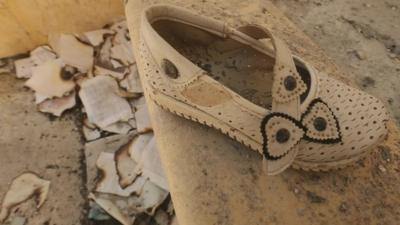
260, 98, 342, 160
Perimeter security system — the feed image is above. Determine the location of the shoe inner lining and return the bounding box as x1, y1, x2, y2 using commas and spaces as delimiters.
152, 20, 310, 109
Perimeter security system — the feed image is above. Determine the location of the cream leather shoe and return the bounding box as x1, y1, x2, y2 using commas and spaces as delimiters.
137, 4, 389, 175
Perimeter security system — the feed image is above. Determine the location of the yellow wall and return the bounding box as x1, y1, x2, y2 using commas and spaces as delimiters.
0, 0, 124, 57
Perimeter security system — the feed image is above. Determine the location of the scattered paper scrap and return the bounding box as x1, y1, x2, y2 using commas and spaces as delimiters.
38, 91, 76, 116
83, 29, 115, 46
85, 132, 137, 191
120, 64, 143, 93
89, 193, 132, 225
79, 75, 133, 128
135, 104, 152, 133
25, 59, 75, 98
138, 137, 169, 191
30, 46, 57, 65
129, 133, 153, 163
49, 34, 94, 72
115, 140, 138, 188
0, 173, 50, 223
135, 180, 169, 215
96, 152, 145, 197
14, 57, 36, 79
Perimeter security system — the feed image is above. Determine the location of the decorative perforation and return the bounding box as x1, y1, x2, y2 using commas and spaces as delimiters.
261, 113, 305, 160
301, 98, 341, 143
296, 74, 389, 163
272, 66, 307, 103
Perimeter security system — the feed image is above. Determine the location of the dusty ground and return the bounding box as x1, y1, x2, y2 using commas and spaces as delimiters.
0, 73, 86, 225
273, 0, 400, 125
0, 0, 399, 225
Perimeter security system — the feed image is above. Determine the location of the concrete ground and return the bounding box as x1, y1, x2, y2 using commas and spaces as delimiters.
0, 0, 399, 224
0, 73, 86, 225
273, 0, 400, 125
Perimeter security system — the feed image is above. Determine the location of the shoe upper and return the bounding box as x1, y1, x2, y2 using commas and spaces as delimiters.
139, 4, 389, 175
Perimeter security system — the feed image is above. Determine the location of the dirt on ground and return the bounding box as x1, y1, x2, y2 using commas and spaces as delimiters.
273, 0, 400, 125
0, 0, 399, 225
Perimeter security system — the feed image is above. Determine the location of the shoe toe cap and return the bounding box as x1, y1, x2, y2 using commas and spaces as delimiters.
297, 76, 389, 163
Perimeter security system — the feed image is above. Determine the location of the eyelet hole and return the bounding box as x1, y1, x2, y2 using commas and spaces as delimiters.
162, 59, 179, 79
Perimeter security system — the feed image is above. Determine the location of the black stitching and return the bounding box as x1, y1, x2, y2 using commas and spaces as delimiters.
300, 98, 342, 144
260, 112, 306, 160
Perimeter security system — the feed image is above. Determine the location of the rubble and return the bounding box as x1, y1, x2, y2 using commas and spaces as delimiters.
0, 173, 50, 223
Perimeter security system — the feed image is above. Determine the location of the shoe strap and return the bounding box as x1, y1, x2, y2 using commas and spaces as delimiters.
234, 24, 306, 117
235, 24, 307, 174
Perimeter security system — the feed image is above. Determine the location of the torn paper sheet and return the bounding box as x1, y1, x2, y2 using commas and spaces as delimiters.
14, 57, 36, 79
115, 140, 138, 188
83, 126, 101, 141
38, 91, 76, 116
129, 133, 153, 163
97, 36, 113, 67
89, 193, 132, 225
111, 44, 135, 66
134, 180, 169, 215
49, 34, 94, 72
119, 64, 143, 93
30, 46, 57, 65
35, 93, 51, 104
83, 29, 115, 46
95, 152, 146, 197
0, 173, 50, 223
79, 75, 133, 128
102, 122, 132, 135
93, 65, 126, 80
136, 137, 169, 191
135, 104, 152, 133
25, 59, 75, 98
85, 132, 137, 191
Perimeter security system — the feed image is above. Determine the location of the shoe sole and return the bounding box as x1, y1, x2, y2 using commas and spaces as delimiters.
149, 88, 368, 172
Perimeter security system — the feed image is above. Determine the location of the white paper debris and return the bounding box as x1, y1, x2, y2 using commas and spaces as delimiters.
83, 29, 115, 46
135, 181, 168, 215
49, 34, 94, 72
111, 44, 135, 66
79, 75, 133, 128
83, 126, 101, 141
38, 91, 76, 116
30, 46, 57, 65
85, 132, 137, 191
93, 65, 126, 80
95, 152, 145, 197
119, 64, 143, 93
14, 57, 36, 79
137, 137, 169, 191
0, 173, 50, 223
135, 104, 152, 133
25, 59, 75, 98
98, 36, 113, 67
35, 93, 50, 104
102, 122, 132, 135
89, 193, 132, 225
115, 140, 138, 188
129, 133, 153, 163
